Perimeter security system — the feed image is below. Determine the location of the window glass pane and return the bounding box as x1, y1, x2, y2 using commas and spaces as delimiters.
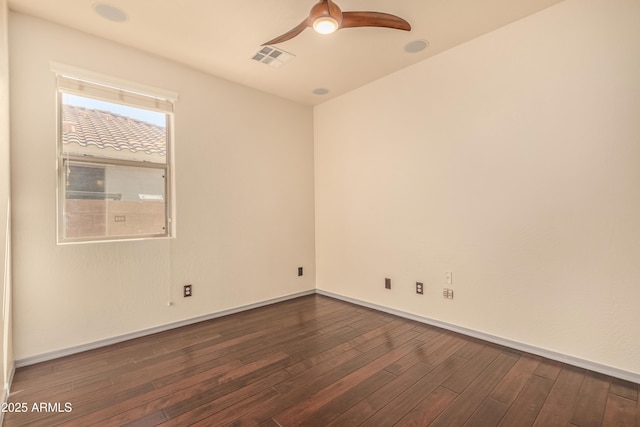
61, 93, 167, 164
63, 161, 167, 240
57, 77, 173, 244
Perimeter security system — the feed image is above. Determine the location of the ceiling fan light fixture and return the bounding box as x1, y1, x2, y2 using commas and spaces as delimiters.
313, 17, 339, 35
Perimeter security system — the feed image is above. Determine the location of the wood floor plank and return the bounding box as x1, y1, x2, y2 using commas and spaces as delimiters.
532, 365, 585, 427
4, 295, 638, 427
70, 359, 292, 427
56, 358, 246, 426
292, 369, 396, 426
272, 339, 424, 425
454, 338, 487, 360
359, 355, 469, 426
463, 397, 508, 427
347, 318, 411, 350
429, 351, 519, 427
385, 331, 451, 376
603, 394, 636, 426
161, 352, 291, 419
412, 325, 445, 344
272, 347, 365, 395
394, 386, 458, 426
352, 321, 420, 353
274, 326, 363, 363
120, 410, 167, 427
200, 394, 284, 427
326, 362, 434, 427
533, 358, 563, 381
490, 353, 541, 405
161, 385, 280, 427
499, 375, 554, 427
233, 338, 424, 425
419, 333, 469, 367
150, 358, 244, 389
285, 341, 357, 375
440, 344, 501, 394
610, 377, 639, 401
569, 371, 610, 427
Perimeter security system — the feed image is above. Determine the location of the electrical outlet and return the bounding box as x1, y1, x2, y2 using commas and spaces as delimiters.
416, 282, 423, 295
445, 271, 453, 284
298, 267, 303, 276
184, 284, 192, 297
385, 278, 391, 289
442, 288, 454, 299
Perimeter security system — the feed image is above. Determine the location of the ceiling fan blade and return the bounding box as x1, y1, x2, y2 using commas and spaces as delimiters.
263, 19, 310, 45
341, 11, 411, 31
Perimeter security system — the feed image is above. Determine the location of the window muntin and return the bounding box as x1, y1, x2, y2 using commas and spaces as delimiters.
56, 76, 173, 243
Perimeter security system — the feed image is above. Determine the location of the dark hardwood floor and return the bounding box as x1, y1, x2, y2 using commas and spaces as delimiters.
4, 294, 639, 426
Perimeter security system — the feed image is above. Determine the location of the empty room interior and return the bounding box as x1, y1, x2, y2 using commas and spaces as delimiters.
1, 0, 639, 425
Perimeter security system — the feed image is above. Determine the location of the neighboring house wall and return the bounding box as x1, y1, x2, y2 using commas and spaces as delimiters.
315, 0, 640, 377
9, 12, 315, 360
0, 0, 14, 406
64, 200, 165, 239
64, 163, 167, 238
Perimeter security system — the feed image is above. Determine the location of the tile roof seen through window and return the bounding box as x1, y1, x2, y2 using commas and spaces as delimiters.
62, 104, 166, 156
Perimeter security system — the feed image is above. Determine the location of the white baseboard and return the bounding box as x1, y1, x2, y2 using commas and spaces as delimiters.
15, 289, 315, 368
316, 289, 640, 384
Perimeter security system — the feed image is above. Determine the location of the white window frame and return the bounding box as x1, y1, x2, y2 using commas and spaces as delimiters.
52, 63, 178, 244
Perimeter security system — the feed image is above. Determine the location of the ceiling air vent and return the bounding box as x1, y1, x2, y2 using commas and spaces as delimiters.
251, 46, 295, 69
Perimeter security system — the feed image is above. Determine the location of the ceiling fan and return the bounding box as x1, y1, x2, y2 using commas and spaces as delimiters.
263, 0, 411, 45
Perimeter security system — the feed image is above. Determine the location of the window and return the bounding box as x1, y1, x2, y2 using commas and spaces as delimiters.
55, 69, 176, 243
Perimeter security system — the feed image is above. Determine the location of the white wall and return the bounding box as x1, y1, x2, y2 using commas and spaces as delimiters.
0, 0, 14, 404
315, 0, 640, 377
9, 13, 315, 360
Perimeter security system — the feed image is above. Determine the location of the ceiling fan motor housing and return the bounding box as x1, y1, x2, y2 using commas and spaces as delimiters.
310, 0, 343, 27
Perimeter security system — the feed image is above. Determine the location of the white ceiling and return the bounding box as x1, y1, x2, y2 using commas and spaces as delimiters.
8, 0, 564, 106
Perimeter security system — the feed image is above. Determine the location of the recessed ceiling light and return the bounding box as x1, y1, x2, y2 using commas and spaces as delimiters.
312, 88, 330, 96
93, 3, 128, 23
404, 39, 429, 53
